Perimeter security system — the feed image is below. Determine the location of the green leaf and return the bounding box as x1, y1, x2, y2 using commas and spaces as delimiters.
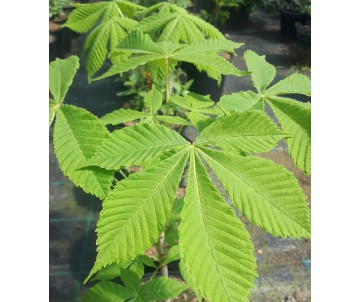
83, 17, 138, 80
179, 150, 257, 302
169, 197, 185, 222
87, 124, 189, 170
174, 39, 242, 56
85, 149, 190, 282
162, 245, 180, 266
64, 2, 110, 33
266, 73, 311, 96
218, 91, 262, 112
49, 56, 79, 103
138, 255, 156, 268
120, 269, 141, 291
199, 147, 311, 238
53, 105, 113, 200
115, 0, 145, 17
244, 50, 276, 93
97, 30, 242, 83
196, 111, 285, 153
81, 281, 135, 302
101, 109, 149, 125
267, 96, 311, 175
155, 115, 192, 125
173, 51, 244, 84
92, 263, 123, 282
141, 277, 188, 300
143, 85, 162, 114
49, 99, 58, 127
179, 260, 203, 300
139, 8, 224, 44
187, 111, 215, 132
171, 93, 214, 111
95, 54, 163, 80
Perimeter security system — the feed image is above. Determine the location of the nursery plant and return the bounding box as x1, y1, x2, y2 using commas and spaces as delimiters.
50, 1, 311, 301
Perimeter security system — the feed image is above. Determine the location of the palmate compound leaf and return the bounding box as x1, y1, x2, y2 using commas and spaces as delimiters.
83, 17, 138, 80
53, 105, 114, 200
243, 50, 276, 94
198, 147, 311, 238
242, 50, 311, 174
85, 148, 190, 282
64, 0, 142, 80
179, 150, 257, 302
86, 123, 189, 170
95, 30, 244, 83
196, 111, 285, 153
267, 96, 311, 175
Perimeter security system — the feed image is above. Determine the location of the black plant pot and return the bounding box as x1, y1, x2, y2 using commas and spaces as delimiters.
181, 62, 225, 102
294, 23, 311, 66
280, 10, 310, 38
224, 6, 250, 29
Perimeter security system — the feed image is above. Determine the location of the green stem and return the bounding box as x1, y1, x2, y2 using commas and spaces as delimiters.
165, 58, 172, 117
118, 169, 128, 179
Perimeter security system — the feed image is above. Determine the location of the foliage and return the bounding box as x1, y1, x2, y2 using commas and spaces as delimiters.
259, 0, 311, 14
63, 0, 145, 80
49, 3, 311, 301
49, 0, 71, 19
199, 0, 257, 26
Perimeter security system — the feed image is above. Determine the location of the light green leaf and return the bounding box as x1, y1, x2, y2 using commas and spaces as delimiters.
171, 93, 214, 111
115, 0, 145, 17
244, 50, 276, 93
174, 39, 242, 56
138, 255, 156, 268
120, 269, 141, 291
155, 115, 192, 125
169, 198, 185, 222
218, 91, 262, 112
187, 111, 215, 132
92, 263, 122, 281
179, 260, 203, 301
162, 245, 180, 266
63, 2, 110, 33
143, 85, 162, 114
84, 18, 138, 80
139, 8, 224, 44
267, 96, 311, 175
179, 150, 257, 302
141, 277, 188, 300
173, 52, 245, 84
49, 99, 58, 127
53, 105, 113, 200
101, 109, 149, 125
95, 54, 163, 80
85, 149, 189, 282
266, 73, 311, 96
199, 147, 311, 238
87, 124, 189, 170
196, 111, 285, 153
49, 56, 79, 103
82, 281, 135, 302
